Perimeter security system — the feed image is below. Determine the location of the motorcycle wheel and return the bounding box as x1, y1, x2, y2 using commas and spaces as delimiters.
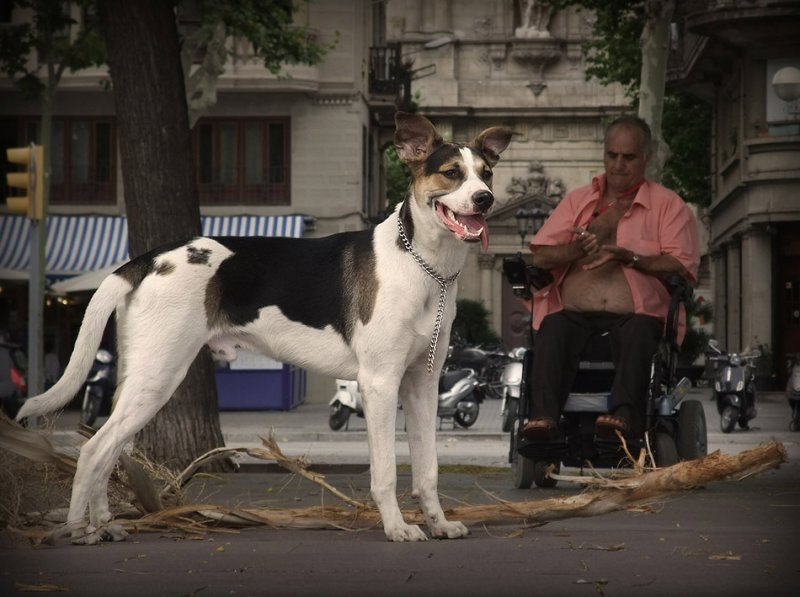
328, 403, 352, 431
720, 405, 738, 434
454, 401, 480, 428
80, 388, 102, 426
653, 432, 679, 468
533, 460, 559, 488
501, 399, 518, 433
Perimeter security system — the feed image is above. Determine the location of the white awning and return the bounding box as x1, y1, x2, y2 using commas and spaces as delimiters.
0, 214, 306, 287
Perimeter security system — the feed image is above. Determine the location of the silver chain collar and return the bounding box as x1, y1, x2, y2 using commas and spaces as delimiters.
397, 216, 460, 373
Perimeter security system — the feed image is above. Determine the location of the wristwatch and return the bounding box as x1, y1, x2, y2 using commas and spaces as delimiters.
626, 253, 640, 268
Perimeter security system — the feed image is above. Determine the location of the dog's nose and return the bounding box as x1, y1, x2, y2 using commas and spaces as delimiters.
472, 191, 494, 211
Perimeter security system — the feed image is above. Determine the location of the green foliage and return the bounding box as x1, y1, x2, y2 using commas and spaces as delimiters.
662, 91, 712, 207
555, 0, 711, 207
567, 0, 645, 97
190, 0, 332, 74
452, 299, 501, 348
680, 296, 713, 366
383, 144, 411, 214
0, 1, 330, 98
0, 0, 105, 97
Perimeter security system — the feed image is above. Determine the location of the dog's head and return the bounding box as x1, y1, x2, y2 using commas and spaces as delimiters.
394, 112, 513, 252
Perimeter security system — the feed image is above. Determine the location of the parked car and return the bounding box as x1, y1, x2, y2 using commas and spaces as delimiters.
0, 341, 27, 418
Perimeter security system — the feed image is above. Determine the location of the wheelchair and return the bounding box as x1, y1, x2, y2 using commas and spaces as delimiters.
502, 254, 708, 489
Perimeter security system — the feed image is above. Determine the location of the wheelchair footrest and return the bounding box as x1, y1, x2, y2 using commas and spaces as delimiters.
563, 392, 612, 413
516, 436, 567, 461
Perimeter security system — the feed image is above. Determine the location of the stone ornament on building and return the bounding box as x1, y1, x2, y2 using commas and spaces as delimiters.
515, 0, 554, 39
505, 160, 565, 206
510, 1, 564, 95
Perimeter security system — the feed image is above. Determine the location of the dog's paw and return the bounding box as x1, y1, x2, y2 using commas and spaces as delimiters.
99, 523, 128, 542
384, 523, 429, 542
71, 524, 102, 546
430, 519, 470, 539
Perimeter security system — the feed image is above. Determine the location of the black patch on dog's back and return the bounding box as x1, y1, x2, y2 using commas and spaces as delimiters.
209, 232, 378, 341
115, 238, 192, 288
187, 246, 212, 265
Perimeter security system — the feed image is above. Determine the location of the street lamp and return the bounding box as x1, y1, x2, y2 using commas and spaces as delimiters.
515, 204, 550, 247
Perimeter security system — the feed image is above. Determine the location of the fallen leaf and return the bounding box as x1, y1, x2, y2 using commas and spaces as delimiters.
574, 578, 608, 585
709, 552, 741, 561
15, 582, 70, 592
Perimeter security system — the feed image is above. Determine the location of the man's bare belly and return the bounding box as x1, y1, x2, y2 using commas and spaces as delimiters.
561, 261, 634, 313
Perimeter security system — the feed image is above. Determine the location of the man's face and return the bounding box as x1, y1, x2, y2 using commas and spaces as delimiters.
603, 124, 650, 193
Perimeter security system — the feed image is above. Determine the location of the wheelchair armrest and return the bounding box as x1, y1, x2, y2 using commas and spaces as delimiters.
526, 265, 554, 291
664, 274, 694, 353
664, 274, 693, 303
503, 254, 555, 298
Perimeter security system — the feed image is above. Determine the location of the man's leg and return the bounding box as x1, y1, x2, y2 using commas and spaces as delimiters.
606, 314, 663, 435
524, 311, 591, 437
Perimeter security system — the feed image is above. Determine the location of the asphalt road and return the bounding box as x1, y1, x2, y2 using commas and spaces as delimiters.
1, 390, 799, 596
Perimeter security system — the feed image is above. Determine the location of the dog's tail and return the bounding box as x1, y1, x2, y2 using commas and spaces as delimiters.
15, 274, 132, 421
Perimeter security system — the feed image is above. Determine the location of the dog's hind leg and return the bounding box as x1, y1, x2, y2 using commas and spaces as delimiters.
66, 342, 203, 544
67, 380, 183, 544
359, 370, 428, 542
400, 369, 470, 539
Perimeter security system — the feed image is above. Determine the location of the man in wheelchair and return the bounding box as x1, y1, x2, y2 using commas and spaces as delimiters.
508, 116, 702, 485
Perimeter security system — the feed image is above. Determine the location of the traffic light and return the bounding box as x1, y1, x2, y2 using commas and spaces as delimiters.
6, 144, 44, 220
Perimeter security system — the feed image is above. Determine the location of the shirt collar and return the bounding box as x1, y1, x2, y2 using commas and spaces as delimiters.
591, 174, 651, 209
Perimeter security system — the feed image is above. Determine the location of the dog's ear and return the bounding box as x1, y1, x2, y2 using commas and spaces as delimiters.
470, 127, 515, 168
394, 112, 443, 165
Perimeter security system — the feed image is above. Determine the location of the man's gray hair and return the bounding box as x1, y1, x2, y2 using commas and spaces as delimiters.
606, 115, 653, 152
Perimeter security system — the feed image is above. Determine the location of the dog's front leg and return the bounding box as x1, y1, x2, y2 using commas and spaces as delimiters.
401, 370, 470, 540
360, 374, 428, 542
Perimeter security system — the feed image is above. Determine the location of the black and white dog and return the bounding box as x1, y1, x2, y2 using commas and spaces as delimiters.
17, 112, 513, 543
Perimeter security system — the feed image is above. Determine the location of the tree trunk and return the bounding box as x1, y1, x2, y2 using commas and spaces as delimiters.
97, 0, 226, 471
638, 0, 675, 183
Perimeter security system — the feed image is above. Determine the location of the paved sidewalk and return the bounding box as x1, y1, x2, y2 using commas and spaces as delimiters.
47, 390, 798, 468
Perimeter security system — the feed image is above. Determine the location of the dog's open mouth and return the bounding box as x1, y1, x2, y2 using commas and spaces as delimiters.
435, 202, 489, 251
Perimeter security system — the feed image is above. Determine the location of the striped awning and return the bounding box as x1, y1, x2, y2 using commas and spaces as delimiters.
0, 214, 305, 278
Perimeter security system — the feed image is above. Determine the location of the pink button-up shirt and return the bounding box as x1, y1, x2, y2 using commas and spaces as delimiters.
529, 175, 700, 343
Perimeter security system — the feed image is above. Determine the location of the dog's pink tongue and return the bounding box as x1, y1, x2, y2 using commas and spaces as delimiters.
457, 213, 490, 252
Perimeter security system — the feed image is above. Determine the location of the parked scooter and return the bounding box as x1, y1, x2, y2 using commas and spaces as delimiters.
329, 379, 362, 431
706, 339, 760, 433
786, 354, 800, 432
328, 368, 483, 431
80, 349, 115, 426
499, 347, 527, 433
446, 343, 510, 400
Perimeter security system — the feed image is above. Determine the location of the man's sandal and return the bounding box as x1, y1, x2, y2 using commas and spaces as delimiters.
521, 417, 558, 441
595, 414, 630, 439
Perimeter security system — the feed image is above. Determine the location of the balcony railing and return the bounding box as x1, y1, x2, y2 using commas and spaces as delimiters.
369, 45, 402, 95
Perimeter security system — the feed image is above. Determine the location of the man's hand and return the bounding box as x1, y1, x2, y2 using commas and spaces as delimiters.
571, 227, 600, 256
582, 244, 632, 270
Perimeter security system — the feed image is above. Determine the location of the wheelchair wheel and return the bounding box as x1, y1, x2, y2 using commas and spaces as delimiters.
676, 400, 708, 460
533, 460, 559, 488
653, 432, 679, 468
510, 420, 535, 489
501, 398, 518, 433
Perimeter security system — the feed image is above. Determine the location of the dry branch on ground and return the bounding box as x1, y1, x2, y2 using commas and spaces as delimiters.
0, 412, 788, 541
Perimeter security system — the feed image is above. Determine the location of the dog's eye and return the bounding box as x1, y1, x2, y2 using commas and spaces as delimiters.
441, 168, 461, 179
481, 169, 493, 181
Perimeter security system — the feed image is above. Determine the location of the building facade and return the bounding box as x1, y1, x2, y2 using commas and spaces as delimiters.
1, 0, 632, 401
669, 0, 800, 386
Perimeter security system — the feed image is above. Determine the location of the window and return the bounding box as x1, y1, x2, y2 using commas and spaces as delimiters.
24, 117, 116, 205
193, 118, 290, 205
